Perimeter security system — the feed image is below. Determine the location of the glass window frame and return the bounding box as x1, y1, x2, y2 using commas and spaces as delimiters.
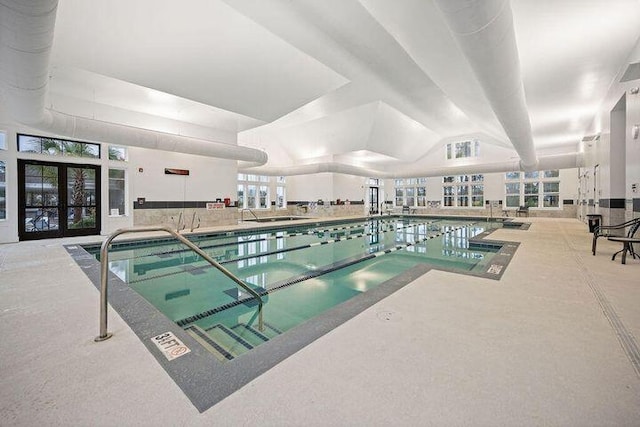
445, 140, 480, 160
276, 185, 286, 209
237, 174, 275, 210
504, 170, 561, 209
108, 145, 128, 162
108, 168, 126, 216
18, 134, 101, 159
442, 174, 483, 208
394, 178, 427, 207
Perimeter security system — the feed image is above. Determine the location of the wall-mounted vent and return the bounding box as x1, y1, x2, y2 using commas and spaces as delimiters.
620, 61, 640, 82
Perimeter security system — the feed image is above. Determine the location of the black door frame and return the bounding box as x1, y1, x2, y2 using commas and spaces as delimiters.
369, 186, 379, 214
18, 159, 101, 241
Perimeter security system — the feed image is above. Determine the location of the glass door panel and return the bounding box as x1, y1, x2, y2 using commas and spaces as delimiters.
66, 167, 97, 231
369, 187, 379, 214
19, 160, 100, 240
23, 164, 60, 235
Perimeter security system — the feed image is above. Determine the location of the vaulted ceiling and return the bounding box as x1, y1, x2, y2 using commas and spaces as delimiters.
45, 0, 640, 171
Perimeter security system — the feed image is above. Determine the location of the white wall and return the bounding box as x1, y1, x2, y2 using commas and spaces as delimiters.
287, 173, 334, 202
587, 36, 640, 208
0, 119, 18, 243
425, 177, 441, 201
559, 169, 579, 202
610, 96, 628, 199
627, 88, 640, 203
483, 173, 505, 203
333, 174, 367, 202
0, 104, 240, 242
103, 147, 237, 235
128, 147, 236, 202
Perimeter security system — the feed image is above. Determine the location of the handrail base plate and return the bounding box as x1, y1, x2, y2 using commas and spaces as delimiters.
94, 333, 113, 342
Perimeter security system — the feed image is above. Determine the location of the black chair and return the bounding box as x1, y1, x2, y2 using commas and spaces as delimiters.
592, 217, 640, 256
516, 206, 529, 217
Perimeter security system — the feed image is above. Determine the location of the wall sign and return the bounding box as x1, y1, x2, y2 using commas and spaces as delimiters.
165, 168, 190, 176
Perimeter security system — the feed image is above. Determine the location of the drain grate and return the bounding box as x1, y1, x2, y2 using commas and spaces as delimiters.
561, 228, 640, 377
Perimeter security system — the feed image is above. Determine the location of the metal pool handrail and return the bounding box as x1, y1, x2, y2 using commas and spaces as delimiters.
241, 208, 259, 222
95, 226, 264, 342
190, 211, 201, 232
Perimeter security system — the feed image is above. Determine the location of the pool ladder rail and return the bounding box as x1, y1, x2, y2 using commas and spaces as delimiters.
171, 212, 186, 232
95, 226, 264, 342
190, 211, 200, 232
240, 208, 259, 222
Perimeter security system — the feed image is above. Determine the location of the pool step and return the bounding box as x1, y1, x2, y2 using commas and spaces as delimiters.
184, 325, 235, 361
185, 322, 283, 361
205, 324, 254, 357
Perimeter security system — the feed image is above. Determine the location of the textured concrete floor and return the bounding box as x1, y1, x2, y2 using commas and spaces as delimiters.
1, 218, 639, 426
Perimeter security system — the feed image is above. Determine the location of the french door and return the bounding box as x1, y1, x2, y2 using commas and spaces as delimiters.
18, 160, 101, 240
369, 186, 379, 214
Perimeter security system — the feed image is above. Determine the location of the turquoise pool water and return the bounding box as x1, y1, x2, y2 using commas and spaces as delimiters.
91, 217, 504, 359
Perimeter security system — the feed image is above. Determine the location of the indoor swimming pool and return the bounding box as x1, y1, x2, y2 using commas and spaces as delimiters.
81, 216, 519, 361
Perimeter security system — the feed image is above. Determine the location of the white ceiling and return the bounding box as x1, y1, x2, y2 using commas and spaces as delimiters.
48, 0, 640, 170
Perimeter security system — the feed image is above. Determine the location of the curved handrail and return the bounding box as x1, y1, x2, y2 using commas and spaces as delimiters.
190, 211, 200, 232
171, 212, 185, 232
95, 226, 263, 341
241, 208, 259, 222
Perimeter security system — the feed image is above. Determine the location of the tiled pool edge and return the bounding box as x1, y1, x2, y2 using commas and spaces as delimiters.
65, 243, 433, 413
466, 225, 523, 280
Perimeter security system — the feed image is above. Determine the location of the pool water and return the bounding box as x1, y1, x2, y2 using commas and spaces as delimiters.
92, 217, 506, 360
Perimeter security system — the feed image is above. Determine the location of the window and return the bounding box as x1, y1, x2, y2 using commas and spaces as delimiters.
417, 186, 426, 207
394, 178, 427, 207
276, 184, 286, 209
0, 161, 5, 220
237, 175, 283, 209
237, 184, 245, 208
395, 187, 404, 206
543, 182, 560, 207
443, 175, 483, 207
247, 185, 257, 209
505, 182, 520, 208
18, 134, 100, 159
446, 140, 480, 160
406, 187, 415, 206
108, 169, 126, 216
259, 185, 269, 208
0, 131, 6, 150
524, 182, 539, 207
505, 171, 520, 180
505, 170, 560, 208
276, 176, 286, 208
108, 145, 127, 161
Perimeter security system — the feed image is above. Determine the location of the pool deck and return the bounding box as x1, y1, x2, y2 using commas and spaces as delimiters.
1, 217, 639, 426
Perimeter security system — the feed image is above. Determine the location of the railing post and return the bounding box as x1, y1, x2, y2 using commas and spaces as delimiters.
95, 226, 264, 341
95, 233, 116, 341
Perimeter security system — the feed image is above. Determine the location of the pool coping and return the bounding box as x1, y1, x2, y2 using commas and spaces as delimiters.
65, 217, 526, 412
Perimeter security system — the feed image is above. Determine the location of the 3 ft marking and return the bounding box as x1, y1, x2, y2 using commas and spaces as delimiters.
151, 332, 191, 361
